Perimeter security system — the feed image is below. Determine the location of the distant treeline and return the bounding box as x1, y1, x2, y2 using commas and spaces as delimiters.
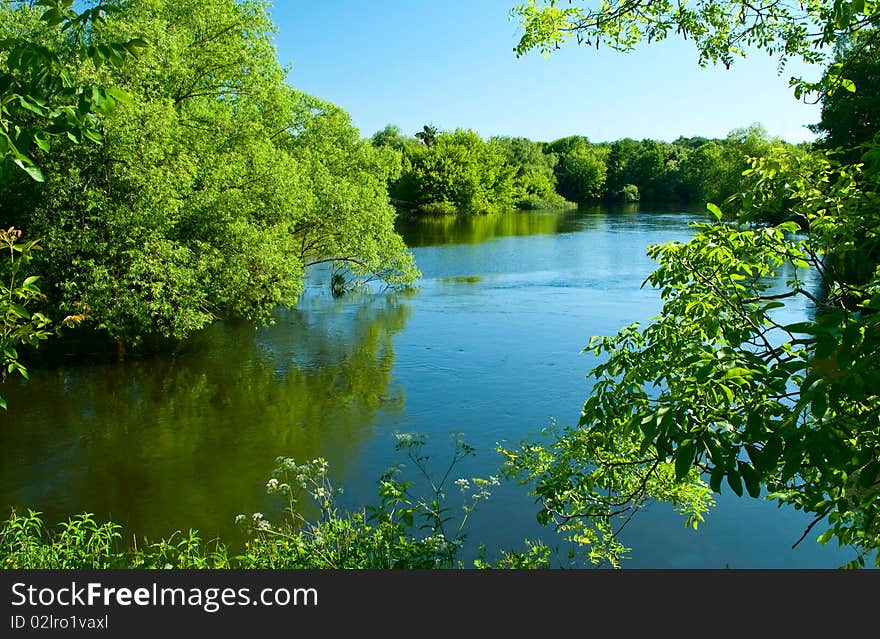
371, 123, 805, 215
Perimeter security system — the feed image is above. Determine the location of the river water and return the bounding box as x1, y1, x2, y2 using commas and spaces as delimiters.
0, 205, 857, 567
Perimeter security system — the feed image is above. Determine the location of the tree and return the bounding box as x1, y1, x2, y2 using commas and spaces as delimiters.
0, 0, 140, 406
503, 0, 880, 567
415, 124, 438, 148
811, 29, 880, 164
492, 136, 573, 208
371, 124, 414, 151
543, 136, 607, 202
393, 129, 518, 214
2, 0, 417, 347
677, 125, 785, 206
0, 0, 144, 182
604, 138, 641, 196
554, 146, 606, 202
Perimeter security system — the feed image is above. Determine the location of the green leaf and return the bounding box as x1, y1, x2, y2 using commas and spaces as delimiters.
739, 461, 761, 498
81, 128, 103, 143
126, 38, 149, 51
706, 202, 723, 221
717, 384, 735, 404
709, 466, 724, 493
12, 158, 43, 182
8, 303, 30, 319
33, 134, 50, 153
674, 441, 697, 480
745, 444, 763, 470
18, 95, 44, 115
41, 8, 64, 27
762, 436, 783, 470
724, 367, 754, 381
784, 321, 820, 335
858, 461, 880, 489
726, 469, 743, 496
810, 391, 828, 420
105, 87, 132, 105
817, 529, 834, 545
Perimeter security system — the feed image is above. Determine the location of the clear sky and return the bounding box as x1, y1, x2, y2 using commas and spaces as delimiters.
270, 0, 823, 144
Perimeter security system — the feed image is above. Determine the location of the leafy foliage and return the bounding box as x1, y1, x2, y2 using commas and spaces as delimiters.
391, 128, 521, 214
2, 0, 417, 345
547, 136, 608, 202
503, 148, 880, 566
371, 124, 414, 151
1, 436, 549, 569
0, 0, 144, 182
0, 228, 84, 409
386, 125, 787, 212
512, 0, 879, 97
811, 29, 880, 164
492, 136, 571, 208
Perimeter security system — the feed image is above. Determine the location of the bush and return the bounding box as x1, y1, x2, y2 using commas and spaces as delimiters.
1, 434, 551, 569
614, 184, 641, 202
516, 193, 577, 210
414, 201, 460, 216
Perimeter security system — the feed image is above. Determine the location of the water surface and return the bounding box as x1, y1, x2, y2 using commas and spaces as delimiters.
0, 205, 856, 567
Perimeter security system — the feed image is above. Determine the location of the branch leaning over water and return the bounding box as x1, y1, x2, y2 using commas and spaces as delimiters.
304, 256, 402, 289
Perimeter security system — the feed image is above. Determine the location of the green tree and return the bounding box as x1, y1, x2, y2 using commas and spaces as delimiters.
0, 0, 144, 181
811, 30, 880, 164
677, 124, 785, 206
504, 0, 880, 566
544, 136, 607, 202
554, 146, 606, 202
604, 138, 642, 196
2, 0, 417, 348
492, 136, 570, 208
393, 129, 518, 214
415, 124, 438, 148
0, 0, 141, 406
371, 124, 414, 151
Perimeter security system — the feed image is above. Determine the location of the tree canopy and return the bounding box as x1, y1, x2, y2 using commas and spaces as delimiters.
811, 29, 880, 163
0, 0, 139, 407
2, 0, 417, 346
378, 125, 793, 213
512, 0, 878, 97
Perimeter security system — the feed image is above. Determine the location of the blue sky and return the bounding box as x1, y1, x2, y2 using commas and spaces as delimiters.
271, 0, 822, 144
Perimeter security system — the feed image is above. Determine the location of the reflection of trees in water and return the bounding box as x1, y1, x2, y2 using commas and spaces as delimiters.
0, 294, 411, 543
396, 204, 693, 247
397, 208, 590, 247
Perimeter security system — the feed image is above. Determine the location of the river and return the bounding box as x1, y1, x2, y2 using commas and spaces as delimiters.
0, 204, 857, 567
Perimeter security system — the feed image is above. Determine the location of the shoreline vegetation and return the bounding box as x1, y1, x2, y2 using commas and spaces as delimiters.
374, 124, 801, 218
2, 436, 549, 569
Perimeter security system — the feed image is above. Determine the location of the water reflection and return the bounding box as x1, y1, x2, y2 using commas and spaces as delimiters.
396, 207, 585, 247
0, 292, 411, 543
396, 203, 689, 248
